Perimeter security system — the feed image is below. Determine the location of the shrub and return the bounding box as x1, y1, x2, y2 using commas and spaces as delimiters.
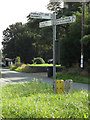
15, 64, 36, 73
9, 64, 17, 71
10, 62, 22, 71
80, 70, 88, 77
13, 56, 22, 68
15, 56, 21, 62
15, 62, 22, 67
67, 68, 80, 76
33, 57, 45, 64
15, 64, 26, 72
21, 65, 36, 73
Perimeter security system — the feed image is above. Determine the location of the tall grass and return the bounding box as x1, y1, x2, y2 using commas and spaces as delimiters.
56, 67, 89, 84
1, 79, 89, 118
56, 73, 89, 84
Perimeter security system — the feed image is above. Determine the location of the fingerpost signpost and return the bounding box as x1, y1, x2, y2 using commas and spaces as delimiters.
30, 12, 76, 93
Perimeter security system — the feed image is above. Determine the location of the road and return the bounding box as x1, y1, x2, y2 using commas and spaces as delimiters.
0, 68, 89, 91
0, 68, 53, 86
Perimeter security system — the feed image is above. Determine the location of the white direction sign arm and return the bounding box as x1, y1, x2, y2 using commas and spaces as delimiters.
30, 12, 53, 19
39, 15, 76, 28
39, 20, 52, 28
56, 16, 76, 25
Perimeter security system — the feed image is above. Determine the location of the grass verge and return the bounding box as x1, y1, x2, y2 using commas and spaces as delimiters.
1, 79, 89, 118
56, 73, 90, 84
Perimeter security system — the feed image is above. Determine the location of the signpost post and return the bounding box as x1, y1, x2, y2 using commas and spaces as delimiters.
52, 12, 57, 93
30, 12, 76, 93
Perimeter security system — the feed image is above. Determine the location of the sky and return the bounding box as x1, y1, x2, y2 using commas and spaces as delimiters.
0, 0, 51, 49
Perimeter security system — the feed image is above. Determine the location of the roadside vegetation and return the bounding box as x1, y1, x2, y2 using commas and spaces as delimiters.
56, 67, 89, 84
56, 73, 89, 84
9, 57, 61, 72
9, 61, 62, 73
1, 80, 89, 118
9, 62, 89, 84
9, 63, 62, 70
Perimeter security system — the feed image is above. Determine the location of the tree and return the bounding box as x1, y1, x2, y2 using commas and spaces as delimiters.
60, 14, 82, 66
2, 22, 37, 63
60, 5, 90, 67
26, 16, 53, 61
81, 4, 90, 61
47, 1, 82, 65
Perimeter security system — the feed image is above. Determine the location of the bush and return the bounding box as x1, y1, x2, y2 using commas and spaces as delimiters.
10, 62, 22, 71
33, 57, 45, 64
15, 64, 36, 73
15, 64, 26, 72
9, 64, 17, 71
67, 68, 80, 76
15, 62, 22, 67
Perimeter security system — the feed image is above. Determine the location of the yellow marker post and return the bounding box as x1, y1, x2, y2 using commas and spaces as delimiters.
56, 80, 64, 94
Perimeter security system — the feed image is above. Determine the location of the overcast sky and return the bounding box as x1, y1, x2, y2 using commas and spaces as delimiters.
0, 0, 50, 49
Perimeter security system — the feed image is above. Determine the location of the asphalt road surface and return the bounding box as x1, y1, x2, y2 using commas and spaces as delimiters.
0, 68, 89, 91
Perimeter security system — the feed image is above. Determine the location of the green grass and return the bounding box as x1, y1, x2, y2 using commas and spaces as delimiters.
56, 73, 90, 84
1, 79, 89, 118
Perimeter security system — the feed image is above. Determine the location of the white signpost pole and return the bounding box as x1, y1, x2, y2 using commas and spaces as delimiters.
52, 12, 57, 93
30, 11, 76, 94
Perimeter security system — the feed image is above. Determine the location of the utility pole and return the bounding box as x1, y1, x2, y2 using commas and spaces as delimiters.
81, 2, 85, 69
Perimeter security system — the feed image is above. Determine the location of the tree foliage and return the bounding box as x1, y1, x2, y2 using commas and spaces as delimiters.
2, 23, 37, 63
60, 5, 90, 66
2, 2, 90, 67
26, 16, 53, 61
